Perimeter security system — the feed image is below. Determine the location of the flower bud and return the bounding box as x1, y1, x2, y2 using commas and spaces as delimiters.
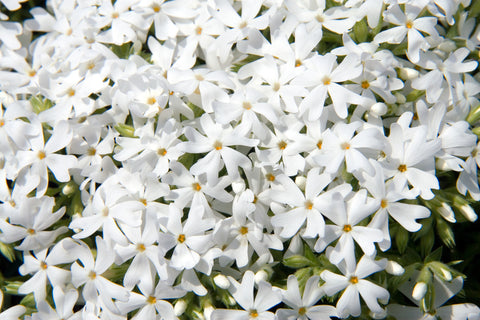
174, 300, 187, 316
437, 39, 456, 53
398, 67, 419, 80
254, 270, 269, 284
467, 104, 480, 125
213, 274, 230, 289
437, 202, 456, 223
459, 204, 477, 222
395, 93, 406, 104
62, 181, 77, 196
370, 102, 388, 117
436, 217, 456, 248
429, 261, 452, 281
412, 282, 427, 301
295, 176, 306, 191
232, 179, 245, 193
385, 260, 404, 275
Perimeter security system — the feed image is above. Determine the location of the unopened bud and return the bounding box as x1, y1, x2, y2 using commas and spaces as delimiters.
385, 260, 405, 275
213, 274, 230, 289
395, 93, 407, 104
370, 102, 388, 117
174, 300, 187, 316
437, 202, 456, 223
436, 217, 456, 248
295, 176, 306, 191
398, 67, 419, 80
232, 180, 245, 193
254, 270, 269, 284
62, 181, 77, 196
459, 204, 477, 222
412, 282, 427, 301
437, 40, 457, 53
429, 262, 453, 281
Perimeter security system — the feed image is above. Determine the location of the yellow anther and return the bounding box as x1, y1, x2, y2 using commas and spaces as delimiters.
243, 101, 252, 110
266, 173, 275, 181
68, 88, 75, 97
349, 276, 358, 284
322, 76, 331, 86
87, 147, 96, 156
278, 140, 287, 150
88, 271, 97, 280
406, 20, 413, 29
398, 164, 407, 172
137, 243, 146, 252
341, 142, 350, 150
305, 200, 313, 210
157, 148, 167, 156
147, 295, 157, 304
361, 80, 370, 89
249, 309, 258, 318
192, 183, 202, 191
196, 26, 202, 35
317, 140, 323, 149
37, 151, 46, 160
295, 59, 302, 67
40, 261, 48, 270
147, 97, 157, 105
298, 307, 306, 315
139, 198, 147, 206
343, 224, 352, 232
239, 226, 248, 235
213, 141, 223, 150
177, 234, 186, 243
380, 199, 388, 208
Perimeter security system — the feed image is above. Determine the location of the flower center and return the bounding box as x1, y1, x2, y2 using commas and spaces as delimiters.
137, 243, 146, 252
349, 276, 358, 284
37, 151, 46, 160
88, 271, 97, 280
266, 173, 275, 181
239, 226, 248, 235
239, 20, 247, 29
213, 141, 223, 150
406, 20, 413, 29
341, 142, 350, 150
316, 14, 324, 23
272, 82, 281, 92
27, 228, 36, 235
278, 140, 287, 150
177, 234, 186, 243
343, 224, 352, 232
398, 164, 407, 172
28, 70, 36, 77
147, 97, 157, 105
196, 26, 202, 35
243, 101, 252, 110
68, 88, 75, 97
112, 12, 119, 19
305, 200, 313, 210
157, 148, 167, 156
298, 307, 306, 315
361, 80, 370, 89
102, 207, 109, 216
192, 183, 202, 191
249, 309, 258, 318
40, 261, 48, 270
152, 4, 160, 12
317, 140, 323, 149
147, 295, 157, 304
295, 59, 302, 67
8, 200, 16, 208
195, 74, 204, 81
87, 147, 96, 156
322, 76, 331, 86
139, 198, 147, 206
380, 199, 388, 208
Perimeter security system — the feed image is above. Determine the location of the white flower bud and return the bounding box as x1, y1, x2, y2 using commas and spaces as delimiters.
385, 260, 405, 275
441, 267, 452, 281
438, 202, 456, 223
232, 179, 245, 193
213, 274, 230, 289
174, 300, 187, 316
412, 282, 427, 301
435, 158, 450, 171
295, 176, 306, 191
437, 39, 456, 53
370, 102, 388, 117
398, 67, 419, 80
459, 204, 477, 222
254, 270, 269, 284
394, 92, 407, 104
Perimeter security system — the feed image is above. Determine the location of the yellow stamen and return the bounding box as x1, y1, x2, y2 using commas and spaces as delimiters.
177, 234, 186, 243
317, 140, 323, 149
322, 76, 331, 86
243, 101, 252, 110
343, 224, 352, 232
37, 151, 46, 160
147, 97, 157, 105
87, 147, 96, 156
28, 70, 36, 77
295, 59, 302, 67
349, 276, 358, 284
152, 4, 160, 12
213, 141, 223, 150
398, 164, 407, 172
341, 142, 350, 150
361, 80, 370, 89
239, 226, 248, 235
380, 199, 388, 208
88, 271, 97, 280
68, 88, 75, 97
305, 200, 313, 210
157, 148, 167, 156
137, 243, 146, 252
266, 173, 275, 182
298, 307, 306, 315
192, 183, 202, 191
112, 12, 119, 19
27, 228, 35, 235
40, 261, 47, 270
147, 295, 157, 304
139, 198, 147, 206
406, 20, 413, 29
196, 26, 202, 35
278, 140, 287, 150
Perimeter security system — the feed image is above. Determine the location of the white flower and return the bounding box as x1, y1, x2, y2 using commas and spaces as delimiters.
321, 256, 389, 318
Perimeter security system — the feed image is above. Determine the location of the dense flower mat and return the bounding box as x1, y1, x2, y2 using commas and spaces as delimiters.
0, 0, 480, 319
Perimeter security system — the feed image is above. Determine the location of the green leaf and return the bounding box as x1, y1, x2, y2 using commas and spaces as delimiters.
0, 242, 16, 262
353, 18, 369, 43
424, 247, 442, 263
30, 95, 53, 114
420, 229, 435, 259
283, 255, 315, 269
395, 227, 409, 254
435, 218, 455, 248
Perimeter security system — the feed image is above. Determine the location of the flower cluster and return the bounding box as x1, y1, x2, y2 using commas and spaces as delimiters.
1, 0, 480, 319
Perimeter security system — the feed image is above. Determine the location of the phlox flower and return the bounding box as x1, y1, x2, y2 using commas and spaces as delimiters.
0, 196, 68, 251
374, 3, 439, 63
68, 237, 130, 315
388, 275, 480, 320
15, 121, 77, 197
211, 270, 282, 320
321, 256, 389, 318
276, 275, 337, 320
292, 52, 364, 120
28, 286, 80, 320
315, 190, 382, 268
180, 113, 258, 183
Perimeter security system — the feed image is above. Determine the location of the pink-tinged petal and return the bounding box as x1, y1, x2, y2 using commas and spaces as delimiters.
336, 285, 361, 318
387, 202, 430, 232
231, 271, 255, 310
45, 154, 77, 182
357, 280, 389, 314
